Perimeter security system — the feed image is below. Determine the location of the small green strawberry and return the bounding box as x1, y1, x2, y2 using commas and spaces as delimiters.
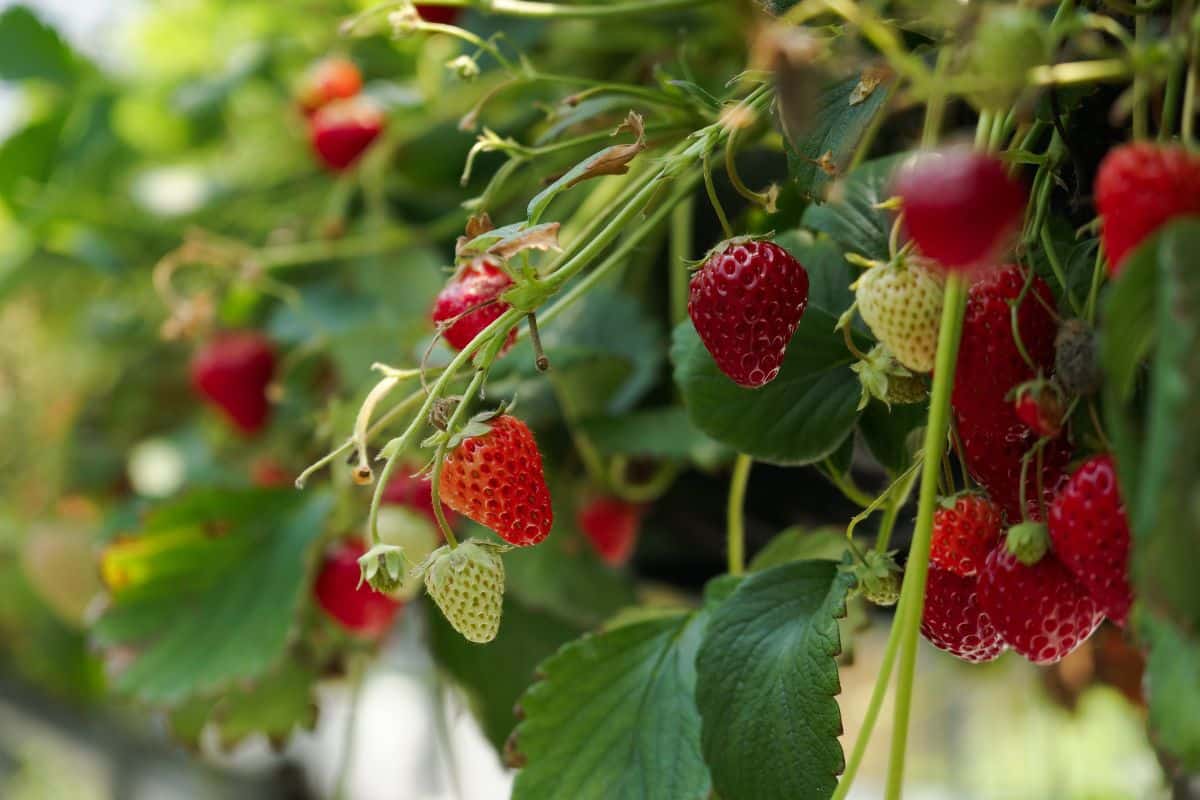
854, 254, 945, 373
423, 539, 507, 644
850, 550, 902, 607
850, 343, 928, 409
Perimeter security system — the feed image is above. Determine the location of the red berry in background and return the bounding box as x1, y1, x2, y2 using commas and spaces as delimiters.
930, 494, 1003, 577
416, 4, 462, 23
431, 259, 516, 352
1048, 454, 1132, 626
577, 497, 642, 566
977, 545, 1104, 665
314, 539, 402, 637
952, 265, 1069, 519
1095, 142, 1200, 276
250, 457, 292, 488
688, 239, 809, 388
190, 331, 276, 436
439, 414, 553, 546
309, 97, 385, 171
1013, 381, 1065, 439
892, 147, 1025, 271
297, 56, 362, 116
383, 468, 456, 527
920, 567, 1006, 663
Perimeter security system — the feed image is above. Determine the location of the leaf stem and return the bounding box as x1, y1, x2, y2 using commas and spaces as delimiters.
726, 454, 752, 576
702, 147, 734, 240
823, 461, 874, 509
670, 195, 695, 325
884, 273, 968, 800
424, 0, 716, 18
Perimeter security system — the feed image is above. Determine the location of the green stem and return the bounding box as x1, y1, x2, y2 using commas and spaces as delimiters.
1039, 225, 1082, 316
670, 195, 695, 325
259, 229, 412, 271
726, 454, 752, 576
823, 462, 874, 509
884, 274, 968, 800
440, 0, 716, 17
702, 147, 733, 240
1185, 17, 1199, 149
876, 466, 918, 553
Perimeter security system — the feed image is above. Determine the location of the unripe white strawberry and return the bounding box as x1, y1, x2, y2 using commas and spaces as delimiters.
854, 255, 945, 373
423, 539, 506, 644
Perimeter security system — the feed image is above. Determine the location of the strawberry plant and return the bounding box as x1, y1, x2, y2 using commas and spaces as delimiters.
3, 0, 1200, 798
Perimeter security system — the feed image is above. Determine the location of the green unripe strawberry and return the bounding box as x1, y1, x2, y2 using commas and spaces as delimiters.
969, 7, 1049, 109
423, 539, 506, 644
850, 344, 928, 409
854, 255, 945, 373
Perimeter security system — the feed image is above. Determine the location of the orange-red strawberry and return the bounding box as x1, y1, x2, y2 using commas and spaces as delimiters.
688, 239, 809, 388
190, 331, 276, 435
977, 544, 1104, 665
952, 265, 1070, 519
1048, 454, 1132, 626
920, 567, 1006, 663
314, 539, 402, 637
1012, 380, 1065, 439
577, 497, 642, 566
930, 494, 1003, 577
309, 97, 385, 171
431, 259, 516, 353
1096, 142, 1200, 275
439, 414, 552, 546
297, 57, 362, 116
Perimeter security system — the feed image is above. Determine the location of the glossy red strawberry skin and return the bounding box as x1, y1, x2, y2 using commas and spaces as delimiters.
383, 469, 456, 527
297, 57, 362, 116
893, 147, 1026, 270
921, 567, 1006, 663
952, 265, 1069, 519
439, 415, 553, 546
1048, 454, 1132, 626
1014, 387, 1062, 439
977, 545, 1104, 665
190, 332, 276, 435
416, 4, 461, 23
930, 494, 1003, 577
309, 98, 384, 171
577, 497, 642, 566
1096, 143, 1200, 275
688, 240, 809, 388
431, 260, 516, 352
314, 539, 402, 637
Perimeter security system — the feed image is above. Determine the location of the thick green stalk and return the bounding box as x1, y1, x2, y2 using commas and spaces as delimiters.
883, 275, 968, 800
726, 454, 752, 576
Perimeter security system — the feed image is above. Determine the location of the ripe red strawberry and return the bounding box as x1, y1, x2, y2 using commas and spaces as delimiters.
314, 539, 402, 637
309, 97, 385, 171
688, 239, 809, 388
577, 497, 642, 566
190, 331, 276, 435
892, 147, 1026, 271
952, 265, 1070, 519
1013, 381, 1065, 439
297, 57, 362, 116
431, 259, 516, 352
1048, 454, 1132, 626
920, 567, 1006, 663
439, 414, 553, 546
930, 494, 1003, 577
977, 545, 1104, 664
1096, 143, 1200, 275
383, 468, 456, 527
416, 4, 462, 23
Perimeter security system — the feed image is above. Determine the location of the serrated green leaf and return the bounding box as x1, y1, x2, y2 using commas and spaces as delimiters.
671, 308, 862, 466
93, 489, 333, 705
785, 72, 894, 201
695, 560, 851, 800
429, 593, 584, 752
1139, 612, 1200, 770
802, 155, 906, 262
510, 611, 711, 800
749, 527, 848, 571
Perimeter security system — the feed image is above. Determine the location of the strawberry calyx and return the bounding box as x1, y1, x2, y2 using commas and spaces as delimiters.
850, 343, 927, 410
1005, 520, 1049, 566
846, 549, 902, 607
686, 232, 776, 271
357, 543, 408, 593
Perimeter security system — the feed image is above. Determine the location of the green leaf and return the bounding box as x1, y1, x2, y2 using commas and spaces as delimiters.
0, 7, 79, 86
578, 406, 729, 463
749, 527, 849, 571
1139, 612, 1200, 770
784, 72, 894, 201
671, 308, 862, 465
510, 611, 712, 800
429, 593, 584, 752
92, 489, 333, 705
802, 155, 906, 262
858, 401, 925, 474
695, 561, 852, 800
774, 229, 857, 323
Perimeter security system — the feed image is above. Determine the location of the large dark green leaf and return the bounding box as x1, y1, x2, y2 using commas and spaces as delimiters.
578, 406, 729, 464
671, 308, 862, 465
510, 611, 712, 800
695, 560, 851, 800
429, 593, 584, 752
92, 489, 333, 705
802, 155, 906, 262
0, 7, 79, 86
859, 400, 925, 474
785, 73, 894, 201
1139, 613, 1200, 770
748, 527, 848, 571
774, 229, 857, 323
